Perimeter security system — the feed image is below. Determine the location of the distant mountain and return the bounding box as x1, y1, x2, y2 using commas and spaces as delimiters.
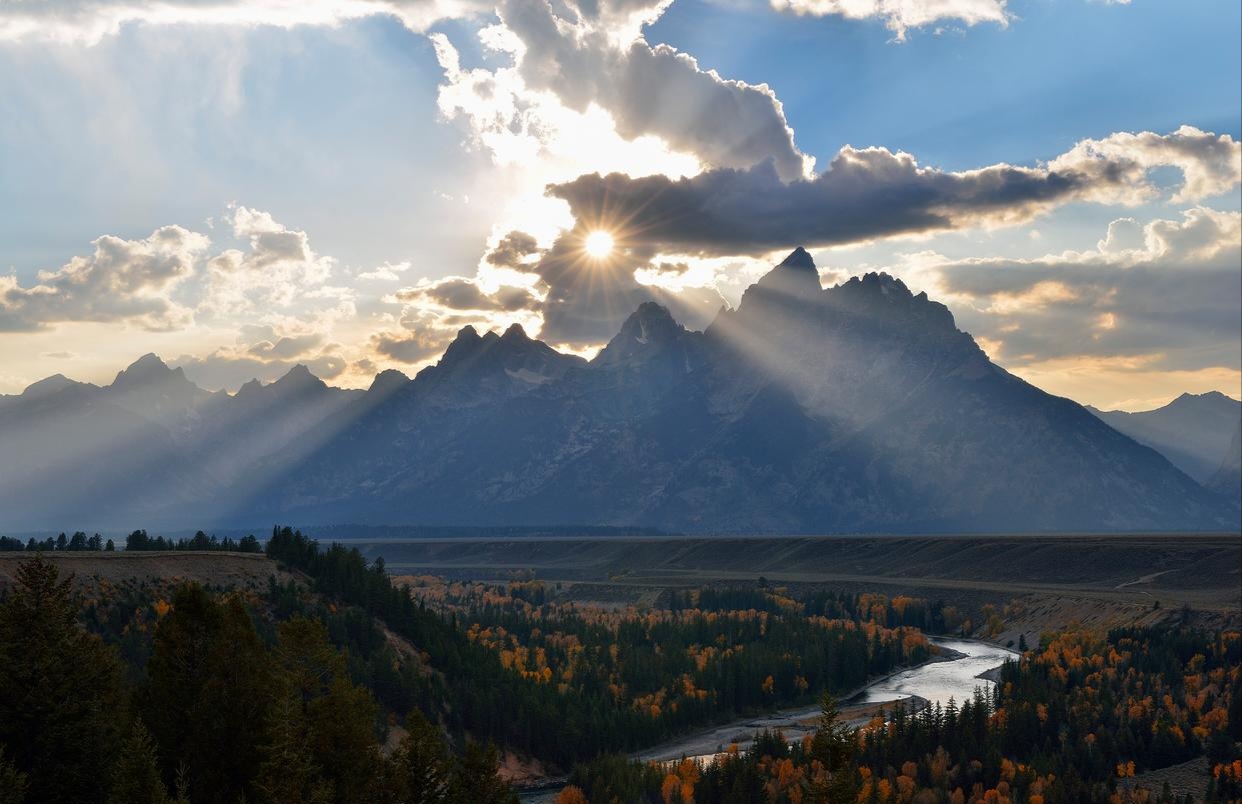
1, 250, 1235, 533
1087, 392, 1241, 485
0, 357, 358, 528
1207, 421, 1241, 497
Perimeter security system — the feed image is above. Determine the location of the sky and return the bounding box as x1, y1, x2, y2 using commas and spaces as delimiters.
0, 0, 1239, 411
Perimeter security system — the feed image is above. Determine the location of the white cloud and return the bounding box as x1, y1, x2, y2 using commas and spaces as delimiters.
1049, 125, 1242, 204
770, 0, 1009, 40
357, 261, 413, 281
0, 0, 488, 44
0, 225, 208, 332
204, 205, 351, 315
492, 0, 812, 181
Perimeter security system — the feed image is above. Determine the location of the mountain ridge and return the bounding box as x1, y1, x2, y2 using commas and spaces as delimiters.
2, 249, 1237, 533
1087, 391, 1241, 485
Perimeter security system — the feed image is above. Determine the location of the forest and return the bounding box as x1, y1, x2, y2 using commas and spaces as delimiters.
0, 528, 1237, 804
561, 627, 1242, 803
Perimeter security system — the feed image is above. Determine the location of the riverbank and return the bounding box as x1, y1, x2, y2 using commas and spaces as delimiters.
517, 637, 1016, 800
633, 637, 1010, 765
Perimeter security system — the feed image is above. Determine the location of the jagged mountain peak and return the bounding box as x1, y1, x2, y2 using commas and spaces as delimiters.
597, 301, 686, 365
835, 271, 912, 298
272, 364, 323, 389
110, 352, 198, 391
502, 322, 531, 341
823, 271, 959, 334
235, 378, 265, 399
369, 368, 410, 395
778, 246, 816, 270
441, 325, 482, 360
21, 373, 87, 399
430, 321, 584, 387
115, 352, 169, 377
750, 247, 822, 300
107, 354, 213, 407
129, 352, 167, 370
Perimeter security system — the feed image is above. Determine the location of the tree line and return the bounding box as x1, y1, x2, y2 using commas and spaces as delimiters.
0, 554, 516, 804
0, 529, 262, 553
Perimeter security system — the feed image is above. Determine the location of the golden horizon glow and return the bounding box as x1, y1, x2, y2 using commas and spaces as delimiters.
584, 230, 615, 259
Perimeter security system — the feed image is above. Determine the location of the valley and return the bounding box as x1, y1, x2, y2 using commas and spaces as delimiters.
360, 532, 1242, 616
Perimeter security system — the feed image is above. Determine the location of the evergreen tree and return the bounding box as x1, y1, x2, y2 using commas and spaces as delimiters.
109, 721, 172, 804
395, 710, 452, 804
0, 747, 28, 804
0, 555, 126, 804
808, 693, 860, 804
146, 585, 272, 804
272, 618, 383, 804
450, 742, 517, 804
255, 695, 331, 804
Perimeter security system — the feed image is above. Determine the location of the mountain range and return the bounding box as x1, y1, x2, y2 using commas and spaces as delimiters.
1087, 393, 1241, 490
1, 248, 1237, 533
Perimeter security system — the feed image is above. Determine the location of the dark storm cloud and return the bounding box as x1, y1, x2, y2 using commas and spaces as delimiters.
548, 129, 1242, 256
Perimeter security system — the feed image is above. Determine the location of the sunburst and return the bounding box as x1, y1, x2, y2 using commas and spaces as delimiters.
583, 230, 615, 259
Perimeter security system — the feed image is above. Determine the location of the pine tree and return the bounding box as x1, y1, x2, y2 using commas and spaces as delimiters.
146, 585, 273, 804
450, 742, 517, 804
395, 710, 451, 804
0, 555, 126, 804
0, 747, 28, 804
273, 618, 383, 804
108, 721, 172, 804
256, 695, 331, 804
808, 693, 860, 804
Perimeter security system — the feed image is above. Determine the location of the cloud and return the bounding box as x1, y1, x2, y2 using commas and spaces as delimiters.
890, 207, 1242, 375
204, 206, 351, 315
486, 231, 541, 268
0, 0, 488, 44
1049, 126, 1242, 203
174, 348, 348, 391
246, 333, 325, 360
357, 261, 412, 281
511, 227, 726, 344
371, 223, 729, 354
0, 225, 209, 332
369, 328, 447, 363
1007, 357, 1238, 414
172, 323, 345, 390
431, 0, 810, 184
493, 0, 812, 181
770, 0, 1009, 40
397, 277, 540, 312
548, 127, 1242, 256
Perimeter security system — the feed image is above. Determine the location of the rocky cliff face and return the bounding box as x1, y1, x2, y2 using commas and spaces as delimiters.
2, 250, 1236, 533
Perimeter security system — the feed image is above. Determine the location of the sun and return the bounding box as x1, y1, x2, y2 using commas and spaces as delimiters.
583, 230, 615, 259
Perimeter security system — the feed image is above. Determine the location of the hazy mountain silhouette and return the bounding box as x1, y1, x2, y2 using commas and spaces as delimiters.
1206, 420, 1241, 497
1087, 392, 1241, 485
1, 250, 1236, 533
0, 356, 356, 527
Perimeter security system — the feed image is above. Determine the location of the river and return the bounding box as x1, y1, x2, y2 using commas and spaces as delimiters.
519, 637, 1017, 800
